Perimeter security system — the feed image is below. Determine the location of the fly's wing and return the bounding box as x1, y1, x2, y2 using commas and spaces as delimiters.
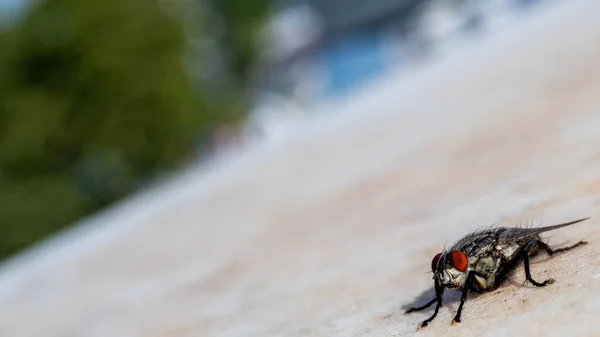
498, 217, 590, 245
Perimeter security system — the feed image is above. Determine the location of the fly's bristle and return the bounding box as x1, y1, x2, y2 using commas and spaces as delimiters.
517, 218, 540, 229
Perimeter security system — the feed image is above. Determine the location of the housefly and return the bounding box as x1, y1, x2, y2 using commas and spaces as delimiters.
405, 217, 591, 329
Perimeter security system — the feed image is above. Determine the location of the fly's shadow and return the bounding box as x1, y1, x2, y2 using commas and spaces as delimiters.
401, 286, 463, 313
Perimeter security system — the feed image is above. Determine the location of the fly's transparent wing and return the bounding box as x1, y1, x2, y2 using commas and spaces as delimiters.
498, 217, 590, 245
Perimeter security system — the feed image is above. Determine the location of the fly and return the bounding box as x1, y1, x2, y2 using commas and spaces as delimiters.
404, 217, 591, 329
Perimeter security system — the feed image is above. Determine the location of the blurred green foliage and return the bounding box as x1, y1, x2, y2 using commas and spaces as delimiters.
0, 0, 272, 260
211, 0, 273, 80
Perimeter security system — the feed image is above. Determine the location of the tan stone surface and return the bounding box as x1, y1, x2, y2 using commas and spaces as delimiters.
1, 1, 600, 336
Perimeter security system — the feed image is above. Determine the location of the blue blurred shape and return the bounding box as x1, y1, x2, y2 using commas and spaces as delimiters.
0, 0, 28, 25
319, 30, 386, 97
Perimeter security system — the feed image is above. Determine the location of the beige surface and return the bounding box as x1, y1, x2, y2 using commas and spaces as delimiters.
2, 1, 600, 336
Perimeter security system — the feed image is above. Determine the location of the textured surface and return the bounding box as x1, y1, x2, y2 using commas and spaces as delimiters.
1, 1, 600, 336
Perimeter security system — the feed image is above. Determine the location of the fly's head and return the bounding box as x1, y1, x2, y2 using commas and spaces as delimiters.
431, 250, 470, 289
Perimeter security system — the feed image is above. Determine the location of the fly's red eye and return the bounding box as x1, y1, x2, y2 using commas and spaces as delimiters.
431, 253, 442, 272
447, 250, 469, 272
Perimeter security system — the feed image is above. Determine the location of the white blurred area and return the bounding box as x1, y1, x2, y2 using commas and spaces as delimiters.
239, 0, 549, 148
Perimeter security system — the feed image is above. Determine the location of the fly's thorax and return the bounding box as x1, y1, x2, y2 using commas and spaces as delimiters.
474, 248, 504, 272
470, 254, 501, 290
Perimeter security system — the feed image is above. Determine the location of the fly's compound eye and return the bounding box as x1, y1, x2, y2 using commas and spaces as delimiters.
447, 250, 469, 272
431, 253, 442, 272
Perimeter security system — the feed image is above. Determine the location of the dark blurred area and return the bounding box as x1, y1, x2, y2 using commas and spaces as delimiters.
0, 0, 273, 260
0, 0, 544, 261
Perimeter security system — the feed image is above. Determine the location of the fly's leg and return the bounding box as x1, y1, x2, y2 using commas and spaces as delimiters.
405, 297, 437, 314
416, 278, 444, 330
553, 240, 588, 254
537, 240, 588, 256
417, 298, 442, 329
523, 242, 554, 287
452, 271, 475, 325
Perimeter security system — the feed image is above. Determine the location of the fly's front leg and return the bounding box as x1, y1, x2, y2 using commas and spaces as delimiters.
452, 271, 475, 325
405, 297, 437, 314
417, 298, 442, 329
416, 278, 444, 330
523, 242, 554, 287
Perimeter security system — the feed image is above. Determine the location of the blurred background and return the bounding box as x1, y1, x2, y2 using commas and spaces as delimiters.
0, 0, 549, 262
